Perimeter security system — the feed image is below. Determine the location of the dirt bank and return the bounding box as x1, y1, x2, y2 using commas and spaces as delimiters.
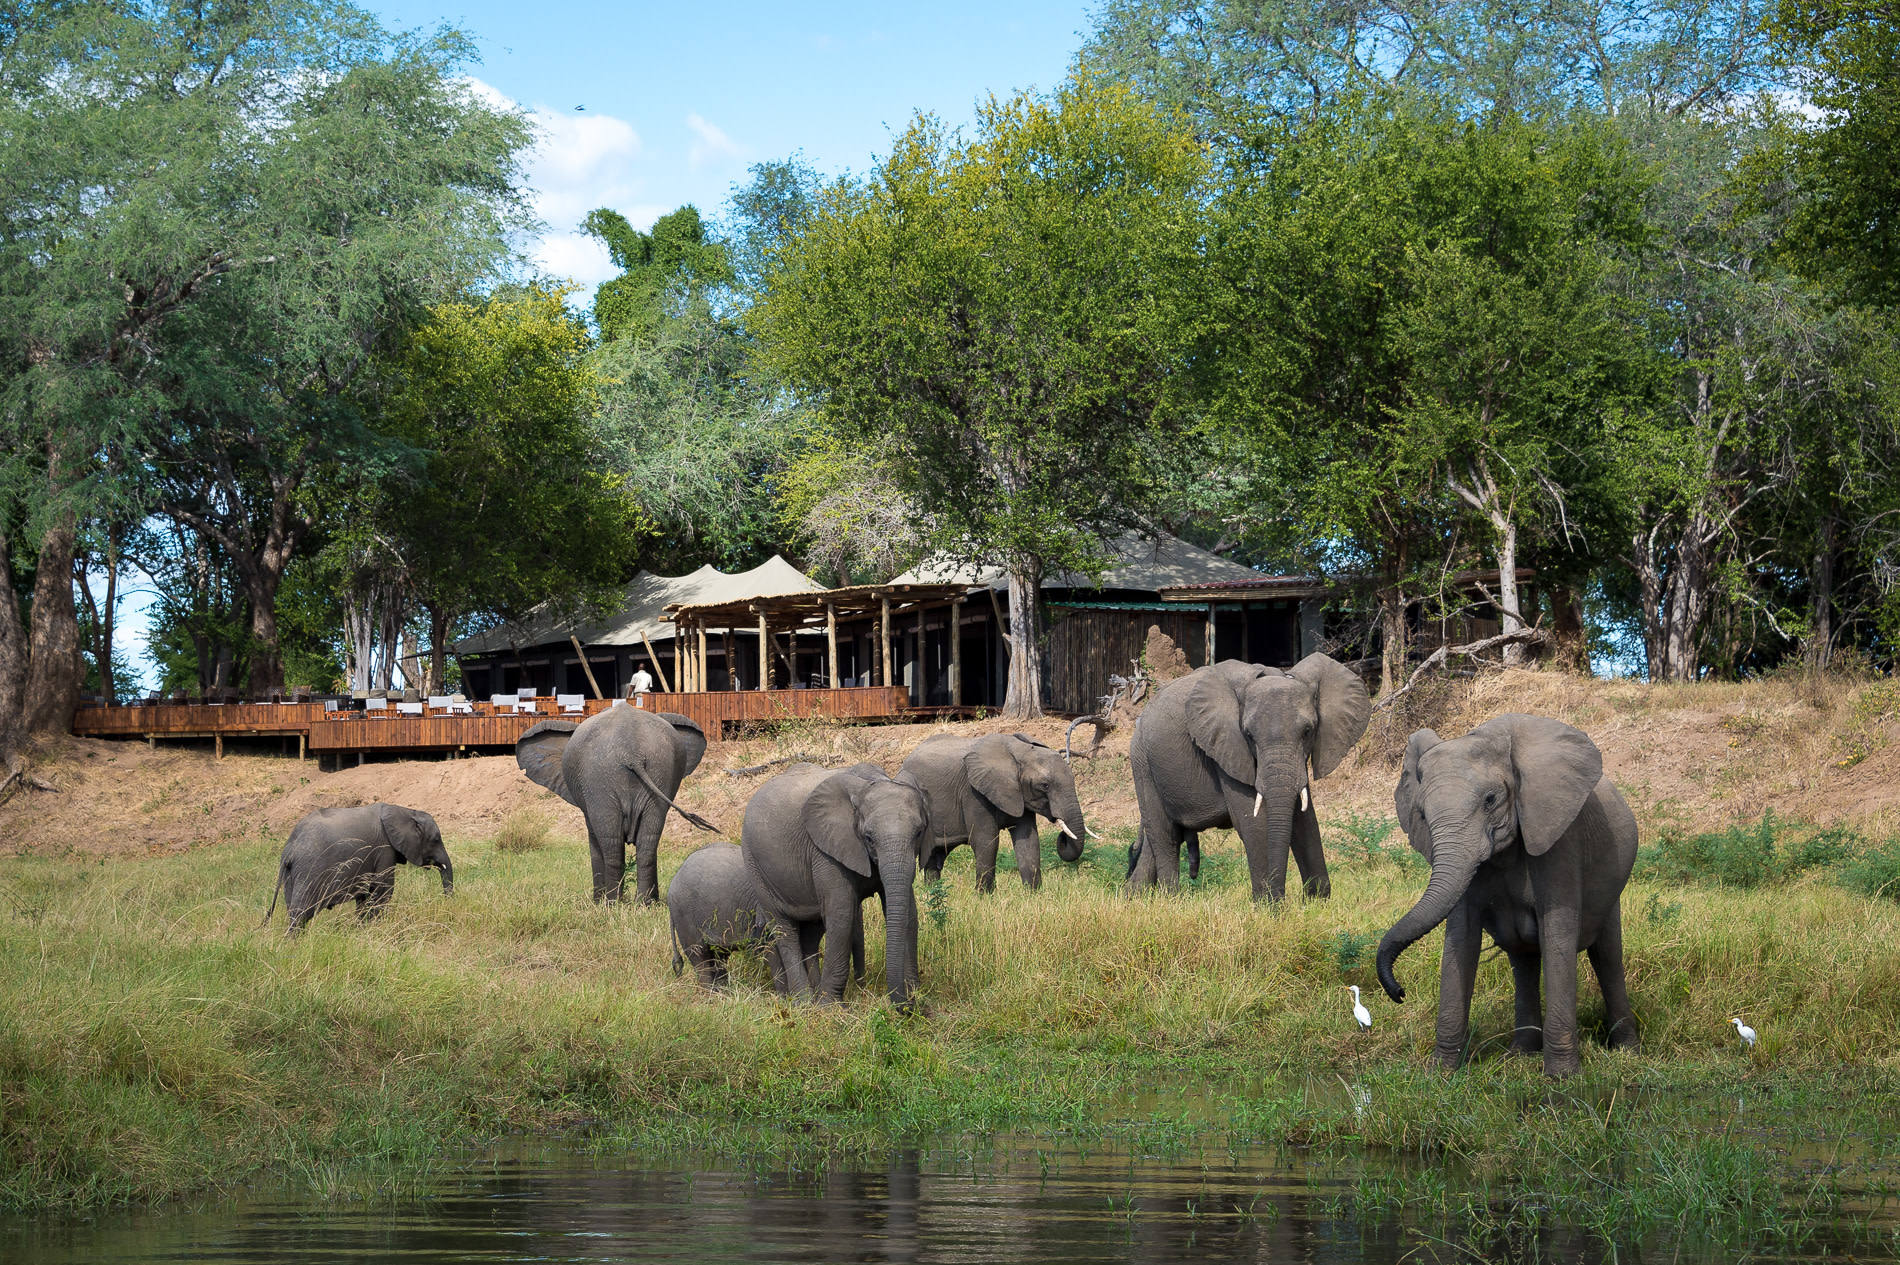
5, 668, 1898, 857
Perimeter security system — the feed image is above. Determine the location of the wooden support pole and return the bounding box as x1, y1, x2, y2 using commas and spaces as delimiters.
726, 627, 737, 689
1239, 602, 1250, 663
697, 624, 709, 694
758, 611, 769, 690
916, 605, 926, 704
1205, 602, 1218, 666
570, 635, 605, 700
880, 598, 892, 687
639, 629, 673, 692
949, 596, 964, 706
215, 733, 223, 760
989, 586, 1011, 657
298, 733, 305, 762
826, 603, 839, 689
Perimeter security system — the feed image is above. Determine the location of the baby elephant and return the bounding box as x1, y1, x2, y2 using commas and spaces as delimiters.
263, 804, 453, 934
667, 842, 785, 990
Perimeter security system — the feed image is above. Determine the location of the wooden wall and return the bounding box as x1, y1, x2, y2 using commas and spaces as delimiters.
1043, 609, 1208, 715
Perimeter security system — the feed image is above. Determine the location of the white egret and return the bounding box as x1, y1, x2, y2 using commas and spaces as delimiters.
1348, 985, 1372, 1030
1730, 1017, 1757, 1049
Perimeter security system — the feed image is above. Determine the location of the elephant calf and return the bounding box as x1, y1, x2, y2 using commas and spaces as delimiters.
902, 731, 1085, 891
263, 804, 453, 935
668, 842, 784, 990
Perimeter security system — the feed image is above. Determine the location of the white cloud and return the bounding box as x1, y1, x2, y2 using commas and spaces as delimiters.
467, 77, 653, 289
686, 112, 744, 171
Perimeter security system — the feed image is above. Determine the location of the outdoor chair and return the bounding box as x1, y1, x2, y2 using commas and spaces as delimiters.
365, 696, 389, 714
427, 695, 451, 713
397, 701, 423, 716
557, 694, 585, 714
516, 687, 536, 699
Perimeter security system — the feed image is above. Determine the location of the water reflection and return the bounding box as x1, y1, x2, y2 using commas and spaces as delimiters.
0, 1138, 1882, 1264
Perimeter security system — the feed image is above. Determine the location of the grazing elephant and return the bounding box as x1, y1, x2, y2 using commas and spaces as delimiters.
1126, 654, 1371, 901
668, 842, 783, 990
902, 731, 1086, 891
263, 804, 452, 934
1376, 714, 1640, 1078
515, 706, 717, 905
741, 762, 931, 1009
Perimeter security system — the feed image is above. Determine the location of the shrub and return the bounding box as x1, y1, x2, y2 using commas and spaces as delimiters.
492, 807, 553, 853
1635, 812, 1860, 889
1839, 839, 1900, 901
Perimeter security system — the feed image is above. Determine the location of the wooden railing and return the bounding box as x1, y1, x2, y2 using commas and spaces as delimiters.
71, 687, 916, 757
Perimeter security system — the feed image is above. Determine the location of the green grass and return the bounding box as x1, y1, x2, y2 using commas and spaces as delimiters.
4, 818, 1900, 1252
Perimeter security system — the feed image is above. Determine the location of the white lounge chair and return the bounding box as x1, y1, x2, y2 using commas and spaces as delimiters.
557, 693, 586, 714
397, 701, 423, 716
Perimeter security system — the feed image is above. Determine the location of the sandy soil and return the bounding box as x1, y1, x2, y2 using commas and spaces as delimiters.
5, 667, 1898, 858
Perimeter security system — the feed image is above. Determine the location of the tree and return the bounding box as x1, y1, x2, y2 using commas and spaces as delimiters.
372, 284, 646, 688
0, 0, 532, 744
756, 76, 1210, 717
583, 206, 734, 343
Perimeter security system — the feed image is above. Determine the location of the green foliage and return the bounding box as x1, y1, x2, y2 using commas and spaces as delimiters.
1838, 839, 1900, 902
583, 205, 734, 343
1634, 812, 1860, 889
1327, 929, 1376, 974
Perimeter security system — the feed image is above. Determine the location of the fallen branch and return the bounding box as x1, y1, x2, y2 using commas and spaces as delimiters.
723, 753, 844, 778
1374, 627, 1552, 712
0, 758, 58, 807
1064, 715, 1113, 761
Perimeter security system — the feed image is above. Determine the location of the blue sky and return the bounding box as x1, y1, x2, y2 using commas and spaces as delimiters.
373, 0, 1099, 287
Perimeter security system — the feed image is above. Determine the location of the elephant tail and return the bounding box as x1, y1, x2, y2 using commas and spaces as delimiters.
630, 759, 720, 833
261, 864, 286, 928
671, 936, 684, 977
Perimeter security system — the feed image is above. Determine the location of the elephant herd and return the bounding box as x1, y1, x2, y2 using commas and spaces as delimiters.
265, 652, 1645, 1078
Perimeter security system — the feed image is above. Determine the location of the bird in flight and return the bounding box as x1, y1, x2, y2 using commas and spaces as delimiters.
575, 105, 586, 111
1348, 985, 1372, 1030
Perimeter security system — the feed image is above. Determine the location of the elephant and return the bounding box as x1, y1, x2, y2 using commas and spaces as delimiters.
262, 804, 452, 934
1375, 714, 1641, 1078
667, 842, 783, 990
740, 762, 931, 1009
515, 706, 718, 905
902, 731, 1086, 891
1126, 653, 1371, 901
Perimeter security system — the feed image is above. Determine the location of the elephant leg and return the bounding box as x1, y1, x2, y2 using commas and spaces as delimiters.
627, 806, 668, 906
815, 892, 861, 1004
1538, 906, 1583, 1078
1127, 749, 1180, 893
708, 954, 731, 990
922, 844, 948, 884
364, 870, 395, 919
770, 923, 814, 1000
1588, 904, 1641, 1052
1508, 951, 1544, 1054
851, 902, 867, 986
1434, 902, 1482, 1070
972, 829, 1002, 894
1289, 801, 1331, 898
1008, 820, 1042, 890
1184, 832, 1200, 883
582, 803, 627, 903
687, 943, 720, 988
798, 921, 825, 994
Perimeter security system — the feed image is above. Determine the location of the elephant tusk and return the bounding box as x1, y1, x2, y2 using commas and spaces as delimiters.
1300, 786, 1310, 812
1087, 826, 1102, 840
1058, 820, 1078, 840
1253, 793, 1263, 817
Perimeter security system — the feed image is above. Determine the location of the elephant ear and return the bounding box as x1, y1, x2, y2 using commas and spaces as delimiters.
1394, 729, 1442, 862
842, 762, 892, 783
1483, 714, 1604, 857
656, 712, 708, 778
376, 804, 426, 864
802, 771, 874, 878
964, 735, 1025, 818
516, 720, 580, 806
1010, 732, 1053, 751
1185, 669, 1257, 786
1288, 652, 1372, 779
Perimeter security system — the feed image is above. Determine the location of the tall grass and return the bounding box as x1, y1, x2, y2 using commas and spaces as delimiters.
3, 819, 1899, 1225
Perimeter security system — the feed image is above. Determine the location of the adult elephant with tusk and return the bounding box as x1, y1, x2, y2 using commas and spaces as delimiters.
1378, 714, 1640, 1078
515, 706, 718, 905
901, 731, 1086, 891
741, 762, 931, 1009
1126, 654, 1370, 901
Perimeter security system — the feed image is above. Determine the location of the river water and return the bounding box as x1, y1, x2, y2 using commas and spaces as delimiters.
3, 1136, 1892, 1264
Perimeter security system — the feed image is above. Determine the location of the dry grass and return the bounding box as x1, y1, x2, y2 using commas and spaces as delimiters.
491, 806, 553, 853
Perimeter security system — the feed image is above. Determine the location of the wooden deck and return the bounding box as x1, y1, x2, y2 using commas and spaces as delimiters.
71, 687, 916, 759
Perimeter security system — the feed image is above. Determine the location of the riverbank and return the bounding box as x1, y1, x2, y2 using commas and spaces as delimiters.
4, 810, 1898, 1244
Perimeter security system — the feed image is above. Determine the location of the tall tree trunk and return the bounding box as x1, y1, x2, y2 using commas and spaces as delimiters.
243, 567, 285, 697
1002, 559, 1044, 720
1378, 583, 1408, 698
1448, 452, 1526, 664
1805, 515, 1836, 671
427, 603, 453, 695
24, 510, 80, 735
0, 528, 27, 761
1550, 585, 1588, 674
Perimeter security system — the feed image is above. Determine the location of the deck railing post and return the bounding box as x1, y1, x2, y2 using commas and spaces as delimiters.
827, 603, 839, 689
697, 624, 708, 693
758, 611, 769, 690
950, 596, 963, 707
880, 598, 892, 689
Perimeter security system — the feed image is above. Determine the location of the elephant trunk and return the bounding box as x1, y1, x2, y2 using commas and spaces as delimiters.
1050, 787, 1086, 864
438, 857, 454, 896
1254, 767, 1302, 887
875, 833, 918, 1010
1375, 839, 1480, 1003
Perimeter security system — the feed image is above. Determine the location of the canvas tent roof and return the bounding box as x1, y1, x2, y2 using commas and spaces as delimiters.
452, 556, 824, 656
888, 532, 1263, 594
